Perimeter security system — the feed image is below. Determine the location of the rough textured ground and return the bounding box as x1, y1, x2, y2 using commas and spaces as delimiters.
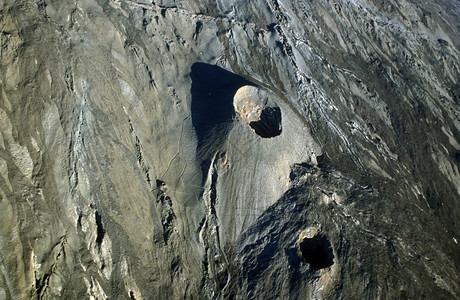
0, 0, 459, 299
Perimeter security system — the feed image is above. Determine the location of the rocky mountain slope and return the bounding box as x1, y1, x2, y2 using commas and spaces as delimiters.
1, 0, 459, 298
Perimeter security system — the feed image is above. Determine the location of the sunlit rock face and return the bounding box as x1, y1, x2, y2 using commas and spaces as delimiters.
0, 0, 459, 299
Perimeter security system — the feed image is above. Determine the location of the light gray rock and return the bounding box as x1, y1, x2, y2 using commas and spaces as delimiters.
0, 0, 459, 299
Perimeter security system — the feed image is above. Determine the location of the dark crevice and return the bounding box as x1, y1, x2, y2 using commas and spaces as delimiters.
437, 38, 449, 46
35, 273, 50, 299
95, 210, 104, 246
155, 179, 175, 245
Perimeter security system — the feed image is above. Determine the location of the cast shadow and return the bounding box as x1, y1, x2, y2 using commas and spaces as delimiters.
190, 62, 253, 148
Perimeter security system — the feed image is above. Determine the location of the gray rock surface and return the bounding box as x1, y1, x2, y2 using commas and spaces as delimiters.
0, 0, 459, 299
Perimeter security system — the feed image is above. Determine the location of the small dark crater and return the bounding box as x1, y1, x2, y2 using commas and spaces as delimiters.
249, 107, 282, 138
95, 210, 104, 245
299, 235, 334, 269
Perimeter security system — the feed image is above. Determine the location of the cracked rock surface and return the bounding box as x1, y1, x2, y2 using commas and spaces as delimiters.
0, 0, 459, 299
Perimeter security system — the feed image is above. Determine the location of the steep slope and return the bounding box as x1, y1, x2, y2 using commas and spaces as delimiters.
0, 0, 459, 299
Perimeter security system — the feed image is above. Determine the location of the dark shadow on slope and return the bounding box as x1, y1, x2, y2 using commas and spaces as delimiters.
191, 63, 254, 186
190, 63, 253, 148
249, 106, 282, 138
